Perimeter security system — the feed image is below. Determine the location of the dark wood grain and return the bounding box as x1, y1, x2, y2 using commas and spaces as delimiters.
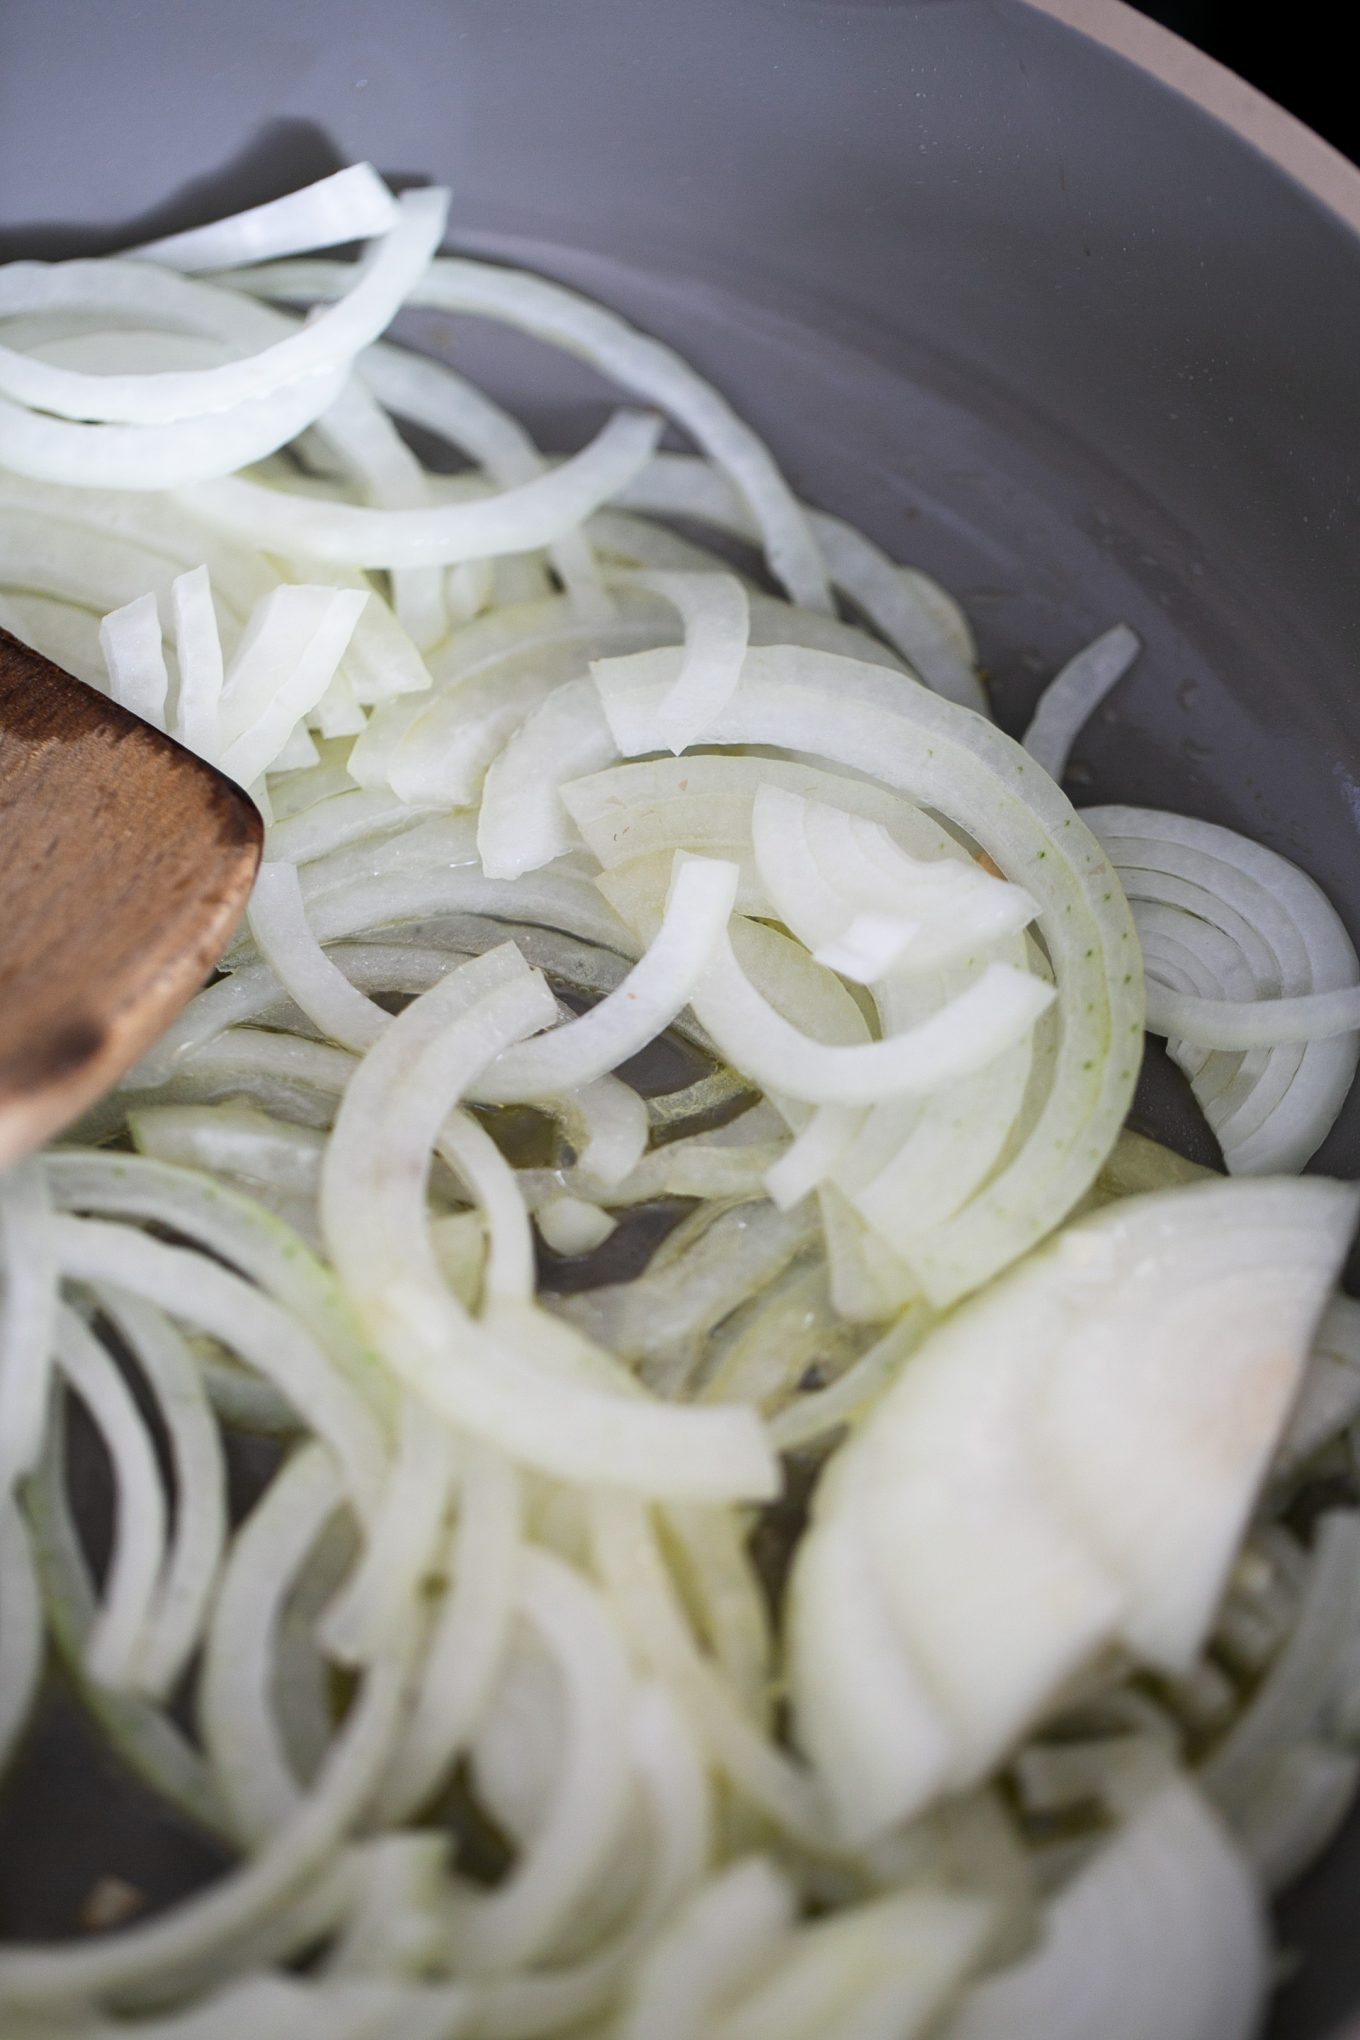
0, 629, 262, 1167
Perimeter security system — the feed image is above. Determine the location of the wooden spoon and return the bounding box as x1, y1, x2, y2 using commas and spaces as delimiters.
0, 629, 262, 1170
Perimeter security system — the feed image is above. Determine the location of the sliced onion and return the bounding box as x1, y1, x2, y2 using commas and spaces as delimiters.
450, 1550, 634, 1975
199, 1444, 344, 1846
373, 1442, 521, 1825
185, 409, 663, 569
47, 1211, 388, 1516
944, 1778, 1265, 2040
611, 451, 984, 709
680, 934, 1050, 1108
132, 164, 399, 274
170, 563, 226, 756
472, 856, 737, 1103
594, 643, 1142, 1301
617, 569, 750, 753
0, 1640, 411, 2010
750, 784, 1038, 981
321, 950, 777, 1500
235, 256, 832, 611
537, 1195, 618, 1256
218, 585, 368, 788
617, 1858, 796, 2040
0, 1158, 58, 1496
0, 1499, 42, 1780
712, 1885, 995, 2040
791, 1177, 1354, 1839
0, 189, 448, 425
100, 588, 170, 725
94, 1289, 228, 1700
53, 1305, 168, 1692
0, 365, 351, 489
1084, 805, 1360, 1173
1021, 624, 1140, 782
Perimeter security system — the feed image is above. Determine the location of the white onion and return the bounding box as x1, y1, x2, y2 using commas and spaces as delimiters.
7, 161, 1360, 2037
618, 569, 750, 753
1021, 623, 1140, 782
185, 409, 663, 568
53, 1304, 169, 1691
0, 1499, 42, 1780
132, 164, 400, 273
234, 256, 833, 612
593, 643, 1142, 1302
611, 451, 985, 709
1084, 805, 1360, 1173
100, 588, 170, 724
198, 1444, 344, 1846
171, 563, 226, 756
0, 1158, 58, 1496
942, 1778, 1266, 2040
472, 855, 737, 1103
791, 1178, 1355, 1840
0, 189, 448, 425
95, 1289, 228, 1699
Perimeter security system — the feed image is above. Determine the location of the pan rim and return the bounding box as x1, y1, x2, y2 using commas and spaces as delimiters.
1021, 0, 1360, 239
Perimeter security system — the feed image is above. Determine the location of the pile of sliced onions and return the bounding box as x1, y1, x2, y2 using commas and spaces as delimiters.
2, 165, 1360, 2040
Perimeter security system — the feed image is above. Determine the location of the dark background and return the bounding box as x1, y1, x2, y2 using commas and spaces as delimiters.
1132, 2, 1355, 163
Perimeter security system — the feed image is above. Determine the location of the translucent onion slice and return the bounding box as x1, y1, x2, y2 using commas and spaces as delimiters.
358, 340, 605, 616
791, 1178, 1354, 1838
610, 451, 984, 710
0, 1641, 412, 2010
942, 1779, 1266, 2040
185, 409, 663, 569
319, 1393, 456, 1667
233, 255, 833, 611
198, 1444, 344, 1846
94, 1290, 228, 1700
25, 1400, 226, 1835
593, 643, 1141, 1301
684, 934, 1051, 1107
712, 1885, 996, 2040
1145, 981, 1360, 1049
0, 188, 448, 424
537, 1194, 618, 1256
100, 589, 170, 725
617, 1857, 794, 2040
789, 1451, 959, 1846
131, 163, 399, 273
449, 1550, 635, 1976
477, 677, 618, 879
372, 1442, 521, 1825
46, 1212, 388, 1516
0, 1158, 58, 1496
590, 1491, 822, 1845
248, 860, 388, 1054
218, 584, 368, 788
1084, 805, 1360, 1174
320, 949, 777, 1501
53, 1305, 168, 1692
618, 569, 750, 753
0, 1499, 42, 1780
0, 364, 351, 490
472, 855, 738, 1103
1021, 624, 1140, 782
1276, 1296, 1360, 1472
170, 564, 226, 757
750, 784, 1038, 982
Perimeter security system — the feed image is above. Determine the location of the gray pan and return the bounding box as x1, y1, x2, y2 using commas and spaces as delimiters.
2, 0, 1359, 2031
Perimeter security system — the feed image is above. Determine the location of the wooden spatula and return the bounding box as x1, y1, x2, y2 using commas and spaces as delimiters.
0, 629, 262, 1170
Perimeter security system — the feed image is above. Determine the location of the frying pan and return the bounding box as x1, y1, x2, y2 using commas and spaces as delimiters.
2, 0, 1359, 2030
